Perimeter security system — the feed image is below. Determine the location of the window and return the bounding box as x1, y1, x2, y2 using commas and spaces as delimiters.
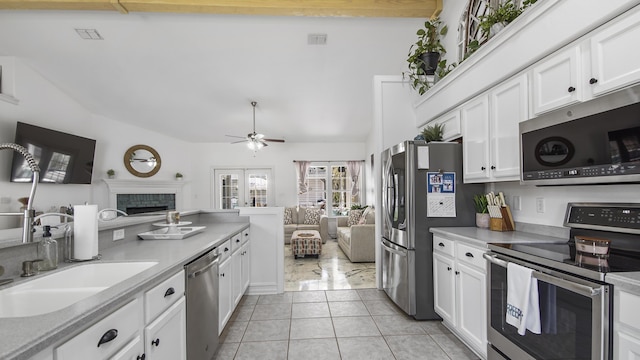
297, 162, 363, 215
213, 168, 273, 209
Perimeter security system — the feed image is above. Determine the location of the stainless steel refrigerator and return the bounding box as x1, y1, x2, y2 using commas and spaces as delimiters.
381, 141, 482, 320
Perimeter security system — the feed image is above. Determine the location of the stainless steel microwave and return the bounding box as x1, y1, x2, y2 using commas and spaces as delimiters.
520, 84, 640, 185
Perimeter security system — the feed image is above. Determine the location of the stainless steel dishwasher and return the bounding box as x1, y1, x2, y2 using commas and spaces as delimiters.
185, 247, 219, 360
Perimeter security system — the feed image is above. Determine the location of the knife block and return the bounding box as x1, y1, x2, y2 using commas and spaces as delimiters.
489, 206, 515, 232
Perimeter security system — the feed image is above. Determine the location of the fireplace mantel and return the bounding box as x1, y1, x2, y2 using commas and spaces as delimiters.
103, 179, 186, 211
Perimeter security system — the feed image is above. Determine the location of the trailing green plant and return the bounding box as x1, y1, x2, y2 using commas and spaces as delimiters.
435, 59, 457, 81
350, 204, 368, 210
479, 0, 538, 40
404, 17, 448, 95
421, 123, 445, 142
473, 194, 489, 214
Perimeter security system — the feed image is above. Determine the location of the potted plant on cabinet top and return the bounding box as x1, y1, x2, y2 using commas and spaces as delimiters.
473, 194, 490, 228
421, 123, 445, 143
404, 17, 448, 95
479, 0, 537, 41
107, 169, 115, 179
175, 172, 183, 181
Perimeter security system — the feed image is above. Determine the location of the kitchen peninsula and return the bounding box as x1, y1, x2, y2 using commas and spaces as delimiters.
0, 209, 260, 360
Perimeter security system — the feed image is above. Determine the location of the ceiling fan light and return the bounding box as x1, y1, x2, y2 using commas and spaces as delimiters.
247, 141, 257, 150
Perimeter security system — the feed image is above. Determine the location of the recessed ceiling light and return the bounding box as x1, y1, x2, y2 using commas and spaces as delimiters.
75, 28, 103, 40
307, 34, 327, 45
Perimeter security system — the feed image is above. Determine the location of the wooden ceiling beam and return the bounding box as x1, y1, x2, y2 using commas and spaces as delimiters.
0, 0, 442, 18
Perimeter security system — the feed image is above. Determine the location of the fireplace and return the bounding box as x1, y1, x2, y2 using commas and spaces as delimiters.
104, 180, 184, 214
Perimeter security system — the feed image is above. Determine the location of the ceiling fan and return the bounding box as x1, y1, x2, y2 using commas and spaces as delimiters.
226, 101, 285, 150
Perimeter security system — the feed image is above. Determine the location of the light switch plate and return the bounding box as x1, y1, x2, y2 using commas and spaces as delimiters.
536, 197, 545, 213
113, 229, 125, 241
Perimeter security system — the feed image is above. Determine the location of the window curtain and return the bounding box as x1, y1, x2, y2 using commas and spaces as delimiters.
296, 161, 310, 194
347, 161, 362, 197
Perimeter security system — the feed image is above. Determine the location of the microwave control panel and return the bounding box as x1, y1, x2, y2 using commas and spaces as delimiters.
523, 163, 640, 181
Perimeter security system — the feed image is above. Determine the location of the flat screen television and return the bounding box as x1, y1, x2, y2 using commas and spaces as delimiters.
10, 122, 96, 184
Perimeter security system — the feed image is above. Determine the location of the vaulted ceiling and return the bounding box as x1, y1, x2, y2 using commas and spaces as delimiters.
0, 0, 441, 143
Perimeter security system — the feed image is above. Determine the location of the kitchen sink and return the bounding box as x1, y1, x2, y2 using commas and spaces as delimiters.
0, 261, 158, 318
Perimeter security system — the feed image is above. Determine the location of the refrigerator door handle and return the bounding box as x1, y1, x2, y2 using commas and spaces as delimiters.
381, 241, 407, 257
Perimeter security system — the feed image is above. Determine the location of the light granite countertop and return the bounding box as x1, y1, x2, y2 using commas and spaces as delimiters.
0, 215, 249, 360
430, 226, 569, 248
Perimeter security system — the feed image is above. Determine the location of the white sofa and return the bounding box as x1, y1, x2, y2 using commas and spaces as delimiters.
283, 207, 326, 244
336, 209, 375, 262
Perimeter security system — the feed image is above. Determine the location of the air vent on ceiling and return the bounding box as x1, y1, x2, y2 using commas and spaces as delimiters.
307, 33, 327, 45
75, 28, 103, 40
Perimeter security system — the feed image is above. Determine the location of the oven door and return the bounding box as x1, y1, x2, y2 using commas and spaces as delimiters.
484, 253, 611, 360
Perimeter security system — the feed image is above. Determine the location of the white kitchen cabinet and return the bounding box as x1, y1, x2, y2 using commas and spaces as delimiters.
588, 7, 640, 97
218, 256, 232, 334
423, 109, 461, 142
461, 95, 490, 182
614, 288, 640, 359
531, 45, 582, 116
232, 242, 243, 306
241, 229, 251, 294
144, 297, 186, 360
111, 336, 144, 360
462, 74, 526, 183
432, 235, 487, 359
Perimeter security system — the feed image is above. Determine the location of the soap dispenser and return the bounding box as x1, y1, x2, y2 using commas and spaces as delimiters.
38, 225, 58, 271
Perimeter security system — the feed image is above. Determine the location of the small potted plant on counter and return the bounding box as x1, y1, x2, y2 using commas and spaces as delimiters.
175, 172, 183, 181
107, 169, 115, 179
473, 194, 490, 228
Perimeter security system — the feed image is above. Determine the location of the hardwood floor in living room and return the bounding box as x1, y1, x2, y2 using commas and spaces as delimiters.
284, 239, 376, 291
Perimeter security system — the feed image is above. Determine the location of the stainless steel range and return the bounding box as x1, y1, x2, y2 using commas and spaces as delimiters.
485, 203, 640, 360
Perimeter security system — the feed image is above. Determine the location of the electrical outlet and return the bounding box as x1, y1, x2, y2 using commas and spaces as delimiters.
513, 196, 521, 211
536, 197, 545, 213
113, 229, 125, 241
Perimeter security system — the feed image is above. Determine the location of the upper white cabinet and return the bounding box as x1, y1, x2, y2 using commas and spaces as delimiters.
462, 74, 526, 183
588, 7, 640, 97
531, 46, 582, 116
424, 109, 461, 142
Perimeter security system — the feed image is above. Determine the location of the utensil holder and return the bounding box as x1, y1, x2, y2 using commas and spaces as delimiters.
489, 205, 514, 232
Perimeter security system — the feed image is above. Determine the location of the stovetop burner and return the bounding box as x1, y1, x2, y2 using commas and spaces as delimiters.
489, 203, 640, 282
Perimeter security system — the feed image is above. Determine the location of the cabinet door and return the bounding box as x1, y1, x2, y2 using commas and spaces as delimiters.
590, 8, 640, 97
489, 74, 527, 181
433, 252, 456, 325
427, 109, 461, 142
144, 297, 186, 360
232, 248, 243, 307
457, 262, 487, 357
531, 46, 582, 115
615, 331, 640, 360
461, 95, 490, 182
218, 257, 232, 334
111, 336, 144, 360
241, 241, 251, 294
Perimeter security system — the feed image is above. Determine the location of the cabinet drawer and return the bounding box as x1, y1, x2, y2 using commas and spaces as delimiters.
55, 298, 142, 360
111, 335, 143, 360
433, 236, 455, 257
242, 228, 250, 245
145, 269, 185, 323
219, 239, 232, 263
230, 232, 242, 253
456, 243, 486, 271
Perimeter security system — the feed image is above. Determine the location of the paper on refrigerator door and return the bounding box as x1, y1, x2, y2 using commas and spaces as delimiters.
427, 171, 456, 217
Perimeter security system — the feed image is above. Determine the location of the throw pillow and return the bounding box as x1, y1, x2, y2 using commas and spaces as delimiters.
284, 207, 294, 225
358, 207, 370, 225
303, 208, 321, 225
348, 209, 363, 226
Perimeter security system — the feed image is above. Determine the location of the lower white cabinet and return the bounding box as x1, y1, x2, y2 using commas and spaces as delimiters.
433, 235, 487, 359
221, 229, 251, 334
144, 297, 186, 360
614, 288, 640, 359
218, 255, 232, 334
55, 269, 186, 360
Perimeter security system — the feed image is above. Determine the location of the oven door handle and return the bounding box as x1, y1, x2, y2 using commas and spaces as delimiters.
483, 253, 602, 297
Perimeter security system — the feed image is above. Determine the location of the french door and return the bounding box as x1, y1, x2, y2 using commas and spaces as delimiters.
213, 168, 273, 209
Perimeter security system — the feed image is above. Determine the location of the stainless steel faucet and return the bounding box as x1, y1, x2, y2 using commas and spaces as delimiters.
0, 143, 40, 243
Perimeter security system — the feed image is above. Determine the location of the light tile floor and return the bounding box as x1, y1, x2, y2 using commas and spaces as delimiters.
214, 289, 480, 360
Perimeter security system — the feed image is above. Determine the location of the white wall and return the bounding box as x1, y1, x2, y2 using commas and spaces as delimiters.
189, 142, 366, 209
0, 59, 194, 230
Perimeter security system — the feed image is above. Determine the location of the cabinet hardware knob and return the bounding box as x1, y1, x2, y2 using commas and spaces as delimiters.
481, 166, 486, 170
438, 242, 444, 247
455, 271, 460, 275
490, 165, 496, 170
137, 355, 146, 360
221, 273, 225, 277
465, 252, 474, 258
447, 266, 452, 271
97, 329, 118, 347
568, 86, 576, 92
151, 338, 160, 347
236, 239, 240, 243
589, 78, 598, 84
164, 287, 175, 297
224, 247, 229, 252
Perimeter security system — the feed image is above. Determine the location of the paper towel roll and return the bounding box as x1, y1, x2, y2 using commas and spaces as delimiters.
73, 204, 98, 260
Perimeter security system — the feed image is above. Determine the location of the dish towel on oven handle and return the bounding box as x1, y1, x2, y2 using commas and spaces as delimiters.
506, 262, 541, 335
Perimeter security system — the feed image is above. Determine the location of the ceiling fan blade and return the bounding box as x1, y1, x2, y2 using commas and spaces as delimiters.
263, 138, 285, 143
226, 135, 247, 139
231, 140, 248, 144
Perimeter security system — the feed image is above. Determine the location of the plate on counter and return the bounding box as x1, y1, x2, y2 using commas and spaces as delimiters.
138, 226, 206, 240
